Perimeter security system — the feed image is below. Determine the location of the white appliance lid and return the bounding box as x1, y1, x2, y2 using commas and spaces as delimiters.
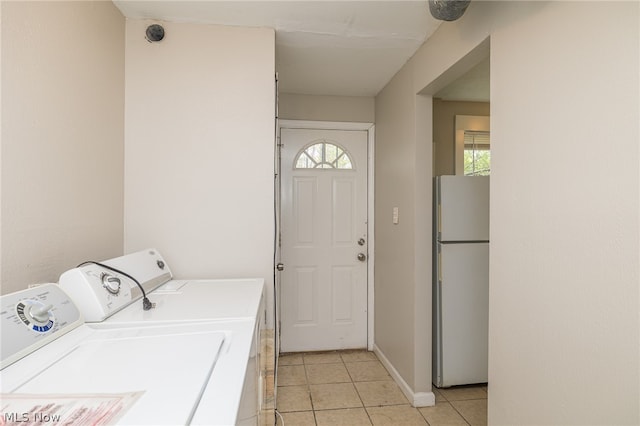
9, 324, 225, 425
110, 279, 264, 322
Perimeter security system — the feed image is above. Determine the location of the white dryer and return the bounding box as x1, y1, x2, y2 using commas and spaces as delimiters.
58, 249, 264, 323
58, 249, 268, 426
0, 284, 235, 425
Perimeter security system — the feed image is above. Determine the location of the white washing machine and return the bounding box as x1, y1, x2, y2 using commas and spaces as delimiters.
0, 284, 242, 425
58, 249, 267, 425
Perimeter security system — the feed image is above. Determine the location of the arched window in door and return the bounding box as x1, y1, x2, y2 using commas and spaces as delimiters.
294, 140, 354, 170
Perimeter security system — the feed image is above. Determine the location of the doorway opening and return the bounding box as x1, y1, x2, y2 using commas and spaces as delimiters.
427, 38, 491, 391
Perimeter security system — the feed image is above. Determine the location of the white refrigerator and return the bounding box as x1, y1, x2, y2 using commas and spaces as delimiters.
433, 175, 489, 388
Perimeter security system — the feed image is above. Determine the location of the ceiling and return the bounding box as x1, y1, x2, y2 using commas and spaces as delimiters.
113, 1, 444, 97
434, 56, 489, 102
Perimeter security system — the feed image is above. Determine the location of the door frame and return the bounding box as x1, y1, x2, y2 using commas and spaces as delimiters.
277, 119, 375, 350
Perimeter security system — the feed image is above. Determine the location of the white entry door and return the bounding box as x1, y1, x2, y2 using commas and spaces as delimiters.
280, 128, 368, 352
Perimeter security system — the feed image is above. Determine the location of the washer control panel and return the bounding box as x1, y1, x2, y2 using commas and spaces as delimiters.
59, 249, 172, 323
16, 299, 55, 332
1, 284, 83, 370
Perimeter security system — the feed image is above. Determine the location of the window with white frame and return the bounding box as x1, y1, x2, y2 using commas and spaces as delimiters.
463, 131, 490, 176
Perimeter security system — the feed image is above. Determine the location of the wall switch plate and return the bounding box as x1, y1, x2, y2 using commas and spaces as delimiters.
393, 207, 399, 224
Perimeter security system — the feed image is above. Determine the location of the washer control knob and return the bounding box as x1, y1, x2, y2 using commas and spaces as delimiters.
30, 304, 53, 323
101, 273, 121, 295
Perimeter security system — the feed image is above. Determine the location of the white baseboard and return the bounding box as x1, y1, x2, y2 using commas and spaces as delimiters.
373, 344, 436, 408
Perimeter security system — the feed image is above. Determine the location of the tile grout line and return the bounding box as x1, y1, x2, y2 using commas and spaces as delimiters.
347, 355, 374, 426
311, 353, 373, 425
301, 353, 319, 425
448, 400, 472, 426
435, 387, 489, 426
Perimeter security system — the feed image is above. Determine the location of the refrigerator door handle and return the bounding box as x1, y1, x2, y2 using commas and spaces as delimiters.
438, 244, 443, 284
437, 203, 442, 241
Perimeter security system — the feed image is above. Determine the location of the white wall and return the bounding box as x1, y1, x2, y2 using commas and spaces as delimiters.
375, 1, 639, 423
1, 1, 125, 294
278, 93, 374, 123
488, 2, 638, 423
124, 20, 276, 323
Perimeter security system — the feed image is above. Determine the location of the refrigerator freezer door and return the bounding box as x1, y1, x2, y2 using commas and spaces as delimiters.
436, 176, 489, 242
434, 242, 489, 387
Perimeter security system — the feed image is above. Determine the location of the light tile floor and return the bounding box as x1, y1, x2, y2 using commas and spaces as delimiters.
275, 350, 487, 426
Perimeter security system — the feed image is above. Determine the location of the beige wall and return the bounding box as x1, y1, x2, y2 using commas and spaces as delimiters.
123, 20, 276, 324
279, 93, 374, 123
488, 2, 638, 423
432, 99, 489, 176
375, 63, 420, 390
375, 1, 639, 422
1, 1, 125, 294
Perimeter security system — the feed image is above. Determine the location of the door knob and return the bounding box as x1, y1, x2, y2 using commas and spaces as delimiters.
357, 253, 367, 262
276, 263, 284, 271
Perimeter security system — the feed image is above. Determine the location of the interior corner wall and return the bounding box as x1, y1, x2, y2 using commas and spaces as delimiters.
278, 93, 374, 123
432, 99, 489, 176
375, 1, 639, 423
413, 93, 433, 395
1, 1, 125, 294
123, 20, 276, 325
374, 63, 419, 390
373, 72, 434, 405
